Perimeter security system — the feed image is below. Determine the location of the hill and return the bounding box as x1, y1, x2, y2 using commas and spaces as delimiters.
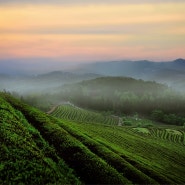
0, 71, 101, 94
76, 58, 185, 91
0, 94, 80, 184
1, 58, 185, 94
78, 58, 185, 76
59, 77, 185, 125
1, 92, 185, 184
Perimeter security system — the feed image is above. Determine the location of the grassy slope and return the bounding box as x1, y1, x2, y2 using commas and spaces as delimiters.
50, 105, 185, 184
2, 93, 129, 185
1, 92, 185, 184
0, 96, 80, 185
57, 119, 185, 184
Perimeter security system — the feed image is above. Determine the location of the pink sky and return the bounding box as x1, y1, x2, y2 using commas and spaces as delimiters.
0, 1, 185, 62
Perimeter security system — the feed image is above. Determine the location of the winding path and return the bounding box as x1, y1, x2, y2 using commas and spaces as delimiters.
46, 105, 58, 114
47, 101, 77, 114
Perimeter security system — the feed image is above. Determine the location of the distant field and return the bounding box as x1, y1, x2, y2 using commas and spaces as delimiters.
51, 104, 119, 125
50, 102, 185, 183
51, 104, 185, 146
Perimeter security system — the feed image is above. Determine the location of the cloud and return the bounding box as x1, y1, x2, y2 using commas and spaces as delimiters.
0, 0, 184, 5
1, 3, 184, 35
0, 1, 184, 62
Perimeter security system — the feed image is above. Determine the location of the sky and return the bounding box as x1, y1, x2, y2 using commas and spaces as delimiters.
0, 0, 185, 72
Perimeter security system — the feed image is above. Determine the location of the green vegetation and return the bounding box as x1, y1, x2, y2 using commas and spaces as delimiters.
51, 104, 118, 125
59, 77, 185, 126
151, 109, 185, 126
15, 77, 185, 127
59, 120, 185, 184
0, 95, 80, 185
49, 101, 185, 184
1, 91, 185, 184
1, 93, 129, 184
148, 127, 185, 145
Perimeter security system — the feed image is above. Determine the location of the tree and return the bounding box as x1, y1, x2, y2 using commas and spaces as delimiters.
151, 110, 164, 122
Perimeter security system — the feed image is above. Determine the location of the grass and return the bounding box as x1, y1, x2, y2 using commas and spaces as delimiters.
1, 92, 185, 184
50, 100, 185, 184
0, 96, 81, 185
132, 127, 150, 134
60, 120, 185, 184
2, 93, 129, 184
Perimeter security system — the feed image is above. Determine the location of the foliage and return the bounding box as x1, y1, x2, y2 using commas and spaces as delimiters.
1, 92, 185, 184
63, 120, 185, 184
49, 96, 185, 184
0, 95, 81, 185
151, 110, 185, 125
2, 93, 128, 184
58, 77, 185, 126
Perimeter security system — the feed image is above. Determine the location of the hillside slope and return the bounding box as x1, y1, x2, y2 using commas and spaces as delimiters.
0, 95, 80, 184
0, 93, 128, 184
59, 77, 185, 122
1, 92, 185, 184
50, 104, 185, 184
51, 104, 119, 125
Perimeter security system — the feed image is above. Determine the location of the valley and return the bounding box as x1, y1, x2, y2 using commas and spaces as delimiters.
1, 59, 185, 184
1, 0, 185, 183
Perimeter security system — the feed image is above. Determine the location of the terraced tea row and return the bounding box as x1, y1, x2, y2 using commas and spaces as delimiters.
51, 105, 185, 146
131, 127, 185, 145
2, 93, 185, 184
62, 120, 185, 184
0, 96, 80, 185
149, 128, 185, 145
51, 105, 118, 125
2, 94, 129, 184
48, 102, 185, 184
57, 120, 171, 184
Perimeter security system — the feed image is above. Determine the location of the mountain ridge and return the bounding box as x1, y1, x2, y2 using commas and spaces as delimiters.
0, 58, 185, 76
75, 58, 185, 91
1, 58, 185, 92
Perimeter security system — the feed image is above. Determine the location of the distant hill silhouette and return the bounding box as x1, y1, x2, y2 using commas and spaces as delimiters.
76, 58, 185, 91
0, 71, 101, 93
1, 58, 185, 92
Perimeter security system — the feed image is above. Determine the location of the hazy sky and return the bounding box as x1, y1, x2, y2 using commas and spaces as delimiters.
0, 0, 185, 67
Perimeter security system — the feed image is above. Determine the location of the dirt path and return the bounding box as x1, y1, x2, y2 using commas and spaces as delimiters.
112, 115, 123, 126
46, 105, 58, 114
118, 117, 123, 126
46, 101, 79, 114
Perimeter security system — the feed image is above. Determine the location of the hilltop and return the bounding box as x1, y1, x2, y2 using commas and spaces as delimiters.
58, 77, 185, 125
76, 58, 185, 91
1, 58, 185, 93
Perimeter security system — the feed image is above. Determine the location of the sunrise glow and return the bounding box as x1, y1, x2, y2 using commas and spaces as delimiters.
0, 1, 185, 62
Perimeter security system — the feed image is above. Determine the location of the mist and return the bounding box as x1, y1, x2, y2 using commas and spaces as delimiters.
1, 58, 185, 133
0, 58, 83, 75
0, 58, 185, 95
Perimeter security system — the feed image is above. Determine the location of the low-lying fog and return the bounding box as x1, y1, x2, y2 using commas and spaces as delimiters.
0, 71, 101, 94
0, 58, 185, 95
